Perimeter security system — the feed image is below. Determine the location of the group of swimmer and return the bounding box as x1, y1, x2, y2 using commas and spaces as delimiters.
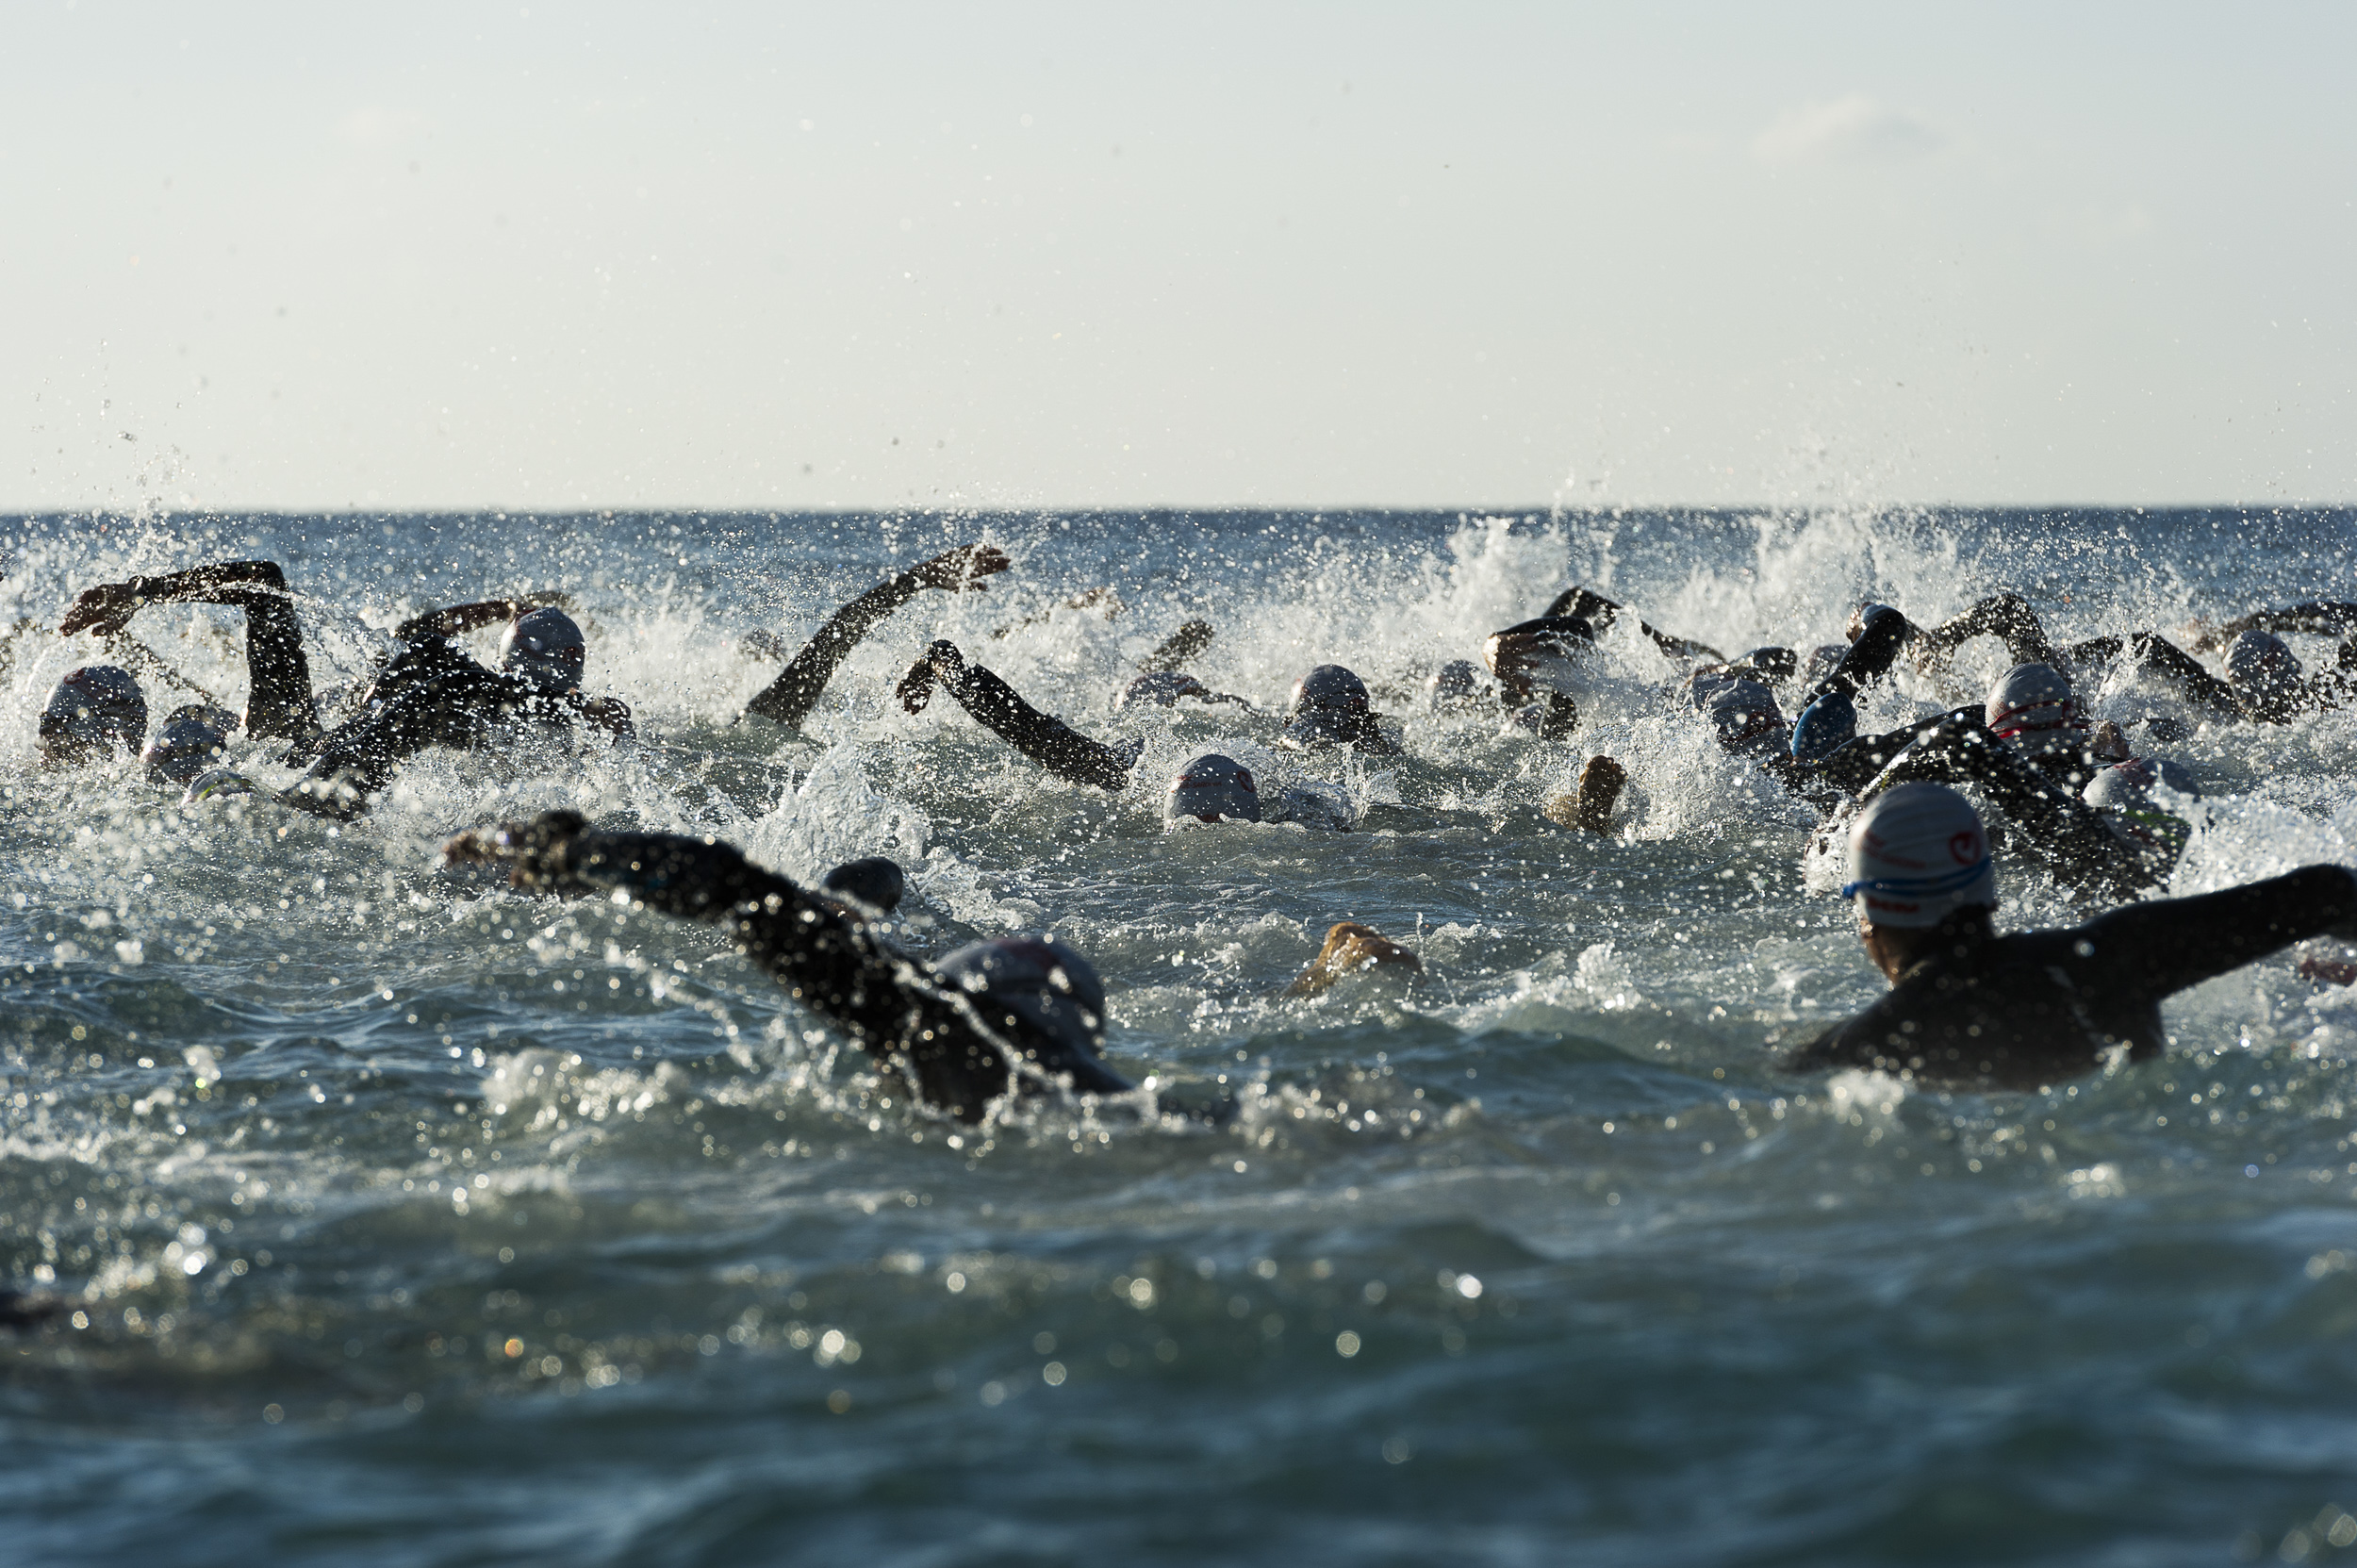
22, 540, 2357, 1139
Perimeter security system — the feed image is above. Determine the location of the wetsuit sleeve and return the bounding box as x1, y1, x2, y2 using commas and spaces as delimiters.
1137, 619, 1214, 674
1920, 593, 2059, 669
2123, 633, 2242, 718
505, 820, 1049, 1121
744, 572, 931, 729
75, 561, 321, 742
941, 662, 1136, 791
2075, 866, 2357, 998
1813, 707, 1982, 794
1804, 606, 1912, 706
2224, 603, 2357, 638
394, 599, 542, 644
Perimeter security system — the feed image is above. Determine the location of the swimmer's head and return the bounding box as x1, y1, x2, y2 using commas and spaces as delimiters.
1799, 644, 1847, 689
1984, 663, 2087, 757
934, 935, 1108, 1071
142, 703, 236, 784
2223, 630, 2304, 716
1788, 689, 1857, 764
1279, 664, 1378, 749
39, 665, 145, 767
818, 856, 905, 915
1703, 679, 1786, 756
1481, 617, 1596, 701
500, 607, 586, 694
1841, 783, 1996, 929
1118, 671, 1211, 711
1426, 659, 1488, 714
1164, 751, 1261, 825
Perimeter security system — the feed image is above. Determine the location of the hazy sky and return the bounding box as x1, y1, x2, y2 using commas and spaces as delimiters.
5, 2, 2353, 512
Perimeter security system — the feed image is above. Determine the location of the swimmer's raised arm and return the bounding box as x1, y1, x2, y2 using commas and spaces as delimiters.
61, 559, 319, 743
394, 592, 575, 645
443, 810, 1131, 1120
1136, 619, 1214, 674
747, 543, 1013, 729
2201, 602, 2357, 647
1911, 592, 2061, 673
1544, 586, 1725, 665
898, 639, 1137, 791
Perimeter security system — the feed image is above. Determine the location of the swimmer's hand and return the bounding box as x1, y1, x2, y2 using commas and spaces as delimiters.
579, 696, 635, 742
908, 544, 1013, 592
1281, 921, 1424, 999
896, 639, 965, 714
59, 580, 145, 638
2300, 955, 2357, 987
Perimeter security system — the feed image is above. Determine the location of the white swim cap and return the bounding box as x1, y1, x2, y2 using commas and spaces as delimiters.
1841, 783, 1996, 928
1984, 663, 2085, 757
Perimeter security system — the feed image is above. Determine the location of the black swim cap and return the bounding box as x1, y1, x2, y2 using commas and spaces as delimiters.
819, 856, 905, 914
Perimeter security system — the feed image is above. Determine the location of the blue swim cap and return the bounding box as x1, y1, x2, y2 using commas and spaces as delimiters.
1279, 664, 1377, 749
1426, 659, 1487, 713
1789, 689, 1856, 763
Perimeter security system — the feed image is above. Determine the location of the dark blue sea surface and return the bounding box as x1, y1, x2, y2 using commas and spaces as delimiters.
4, 504, 2356, 1565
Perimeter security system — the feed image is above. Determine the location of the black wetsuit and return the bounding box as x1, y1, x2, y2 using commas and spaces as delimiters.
910, 642, 1138, 791
1792, 865, 2357, 1085
497, 812, 1132, 1120
287, 635, 626, 817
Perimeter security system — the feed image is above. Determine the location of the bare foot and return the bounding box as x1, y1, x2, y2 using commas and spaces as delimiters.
1282, 921, 1423, 998
1545, 754, 1624, 834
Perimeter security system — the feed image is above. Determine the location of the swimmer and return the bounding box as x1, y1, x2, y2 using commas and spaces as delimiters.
1425, 658, 1492, 715
60, 559, 323, 743
898, 639, 1142, 790
1478, 619, 1592, 740
1543, 586, 1727, 665
1277, 665, 1402, 754
745, 543, 1012, 729
1788, 782, 2357, 1086
1162, 751, 1355, 831
1280, 921, 1423, 998
268, 600, 635, 816
51, 558, 329, 775
444, 810, 1140, 1122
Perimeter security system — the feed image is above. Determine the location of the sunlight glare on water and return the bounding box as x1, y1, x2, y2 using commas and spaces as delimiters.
5, 504, 2357, 1566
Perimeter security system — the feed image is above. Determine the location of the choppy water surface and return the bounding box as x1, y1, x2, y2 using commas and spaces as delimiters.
6, 505, 2357, 1566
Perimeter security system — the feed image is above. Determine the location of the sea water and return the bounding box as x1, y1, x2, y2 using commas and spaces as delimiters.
4, 505, 2356, 1566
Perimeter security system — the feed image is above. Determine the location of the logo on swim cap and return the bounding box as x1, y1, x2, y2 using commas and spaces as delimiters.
500, 607, 587, 694
1839, 783, 1997, 928
1985, 663, 2086, 757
